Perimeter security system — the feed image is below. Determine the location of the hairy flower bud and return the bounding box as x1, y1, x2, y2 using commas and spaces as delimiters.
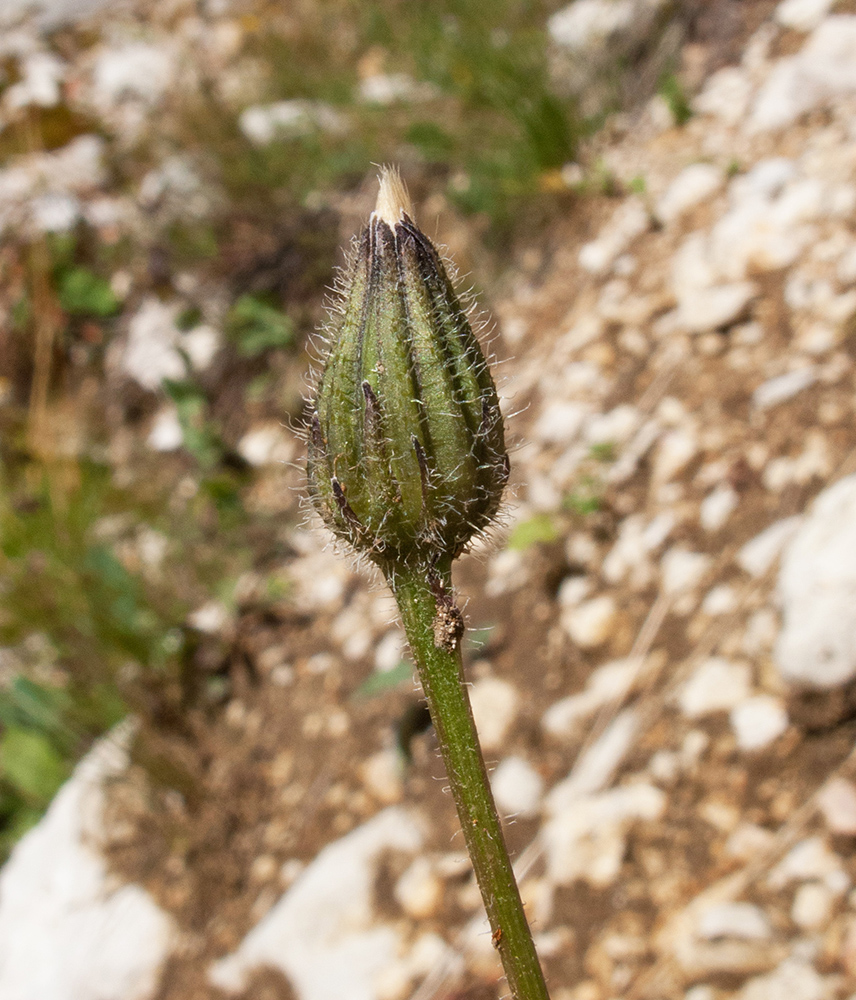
307, 168, 509, 569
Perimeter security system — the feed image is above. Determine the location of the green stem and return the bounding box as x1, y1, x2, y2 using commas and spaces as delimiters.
389, 561, 550, 1000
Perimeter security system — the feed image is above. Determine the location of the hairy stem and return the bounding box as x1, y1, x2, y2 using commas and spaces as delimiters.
390, 561, 550, 1000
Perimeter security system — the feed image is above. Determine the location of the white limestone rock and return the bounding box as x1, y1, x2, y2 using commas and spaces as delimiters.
730, 696, 789, 751
548, 0, 639, 50
656, 163, 724, 225
775, 475, 856, 688
696, 902, 773, 942
548, 0, 671, 112
791, 881, 834, 930
237, 423, 296, 467
752, 368, 817, 409
91, 42, 175, 107
550, 710, 640, 803
578, 199, 650, 276
817, 777, 856, 835
120, 298, 220, 391
674, 281, 757, 333
491, 756, 545, 819
3, 51, 65, 109
469, 677, 519, 752
239, 100, 347, 145
393, 857, 443, 921
0, 729, 175, 1000
147, 407, 183, 452
738, 958, 827, 1000
768, 836, 849, 891
542, 658, 638, 737
543, 780, 665, 887
562, 594, 617, 648
661, 548, 712, 596
209, 807, 424, 999
776, 0, 841, 32
750, 16, 856, 132
653, 428, 699, 483
700, 485, 739, 531
695, 66, 753, 126
679, 658, 752, 718
737, 517, 802, 578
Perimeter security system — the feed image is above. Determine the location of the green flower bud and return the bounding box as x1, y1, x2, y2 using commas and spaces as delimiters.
307, 168, 509, 569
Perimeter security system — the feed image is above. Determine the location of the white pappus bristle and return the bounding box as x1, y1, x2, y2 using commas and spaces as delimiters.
372, 166, 413, 226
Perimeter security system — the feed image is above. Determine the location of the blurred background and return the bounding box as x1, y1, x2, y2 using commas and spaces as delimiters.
3, 1, 856, 999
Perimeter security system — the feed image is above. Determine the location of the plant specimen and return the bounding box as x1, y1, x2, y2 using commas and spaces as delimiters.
307, 168, 550, 999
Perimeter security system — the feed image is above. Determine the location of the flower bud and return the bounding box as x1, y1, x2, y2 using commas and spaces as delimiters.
307, 168, 509, 568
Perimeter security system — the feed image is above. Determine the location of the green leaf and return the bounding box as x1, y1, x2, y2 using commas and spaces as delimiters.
353, 661, 412, 699
1, 727, 68, 805
658, 72, 692, 127
58, 268, 120, 318
226, 295, 294, 357
507, 513, 558, 550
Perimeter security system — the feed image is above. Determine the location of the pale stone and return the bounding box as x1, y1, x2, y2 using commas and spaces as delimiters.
237, 424, 295, 467
653, 428, 699, 482
0, 729, 175, 1000
737, 517, 802, 578
394, 857, 443, 920
769, 836, 848, 890
776, 476, 856, 687
209, 807, 423, 998
188, 601, 230, 635
750, 17, 856, 132
469, 677, 519, 751
675, 282, 757, 333
30, 193, 79, 232
360, 750, 404, 806
578, 199, 649, 276
373, 934, 453, 1000
752, 367, 817, 409
563, 594, 617, 648
358, 73, 437, 105
374, 630, 405, 673
697, 902, 773, 941
700, 485, 739, 531
550, 710, 640, 802
817, 778, 856, 836
548, 0, 637, 50
603, 512, 673, 587
730, 696, 789, 751
4, 51, 64, 108
534, 400, 589, 444
679, 658, 752, 718
491, 756, 544, 818
656, 163, 724, 225
92, 42, 175, 107
695, 66, 753, 125
542, 659, 638, 737
121, 299, 186, 390
738, 959, 827, 1000
776, 0, 840, 31
584, 404, 640, 446
239, 100, 347, 145
557, 575, 593, 609
702, 584, 738, 615
543, 781, 666, 887
791, 881, 834, 930
661, 547, 712, 595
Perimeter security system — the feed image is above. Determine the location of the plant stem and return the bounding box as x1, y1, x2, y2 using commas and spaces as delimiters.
390, 561, 550, 1000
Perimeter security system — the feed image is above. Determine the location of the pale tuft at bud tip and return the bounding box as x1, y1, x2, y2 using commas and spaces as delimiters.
372, 165, 414, 227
